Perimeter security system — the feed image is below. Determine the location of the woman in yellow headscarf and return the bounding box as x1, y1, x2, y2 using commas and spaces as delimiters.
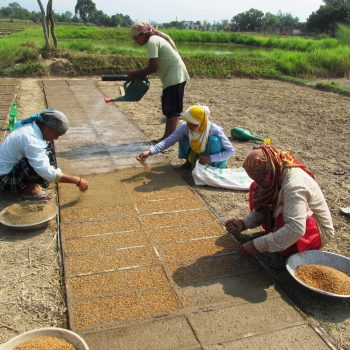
137, 105, 235, 169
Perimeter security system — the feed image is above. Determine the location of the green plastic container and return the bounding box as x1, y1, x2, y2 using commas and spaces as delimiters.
231, 127, 264, 142
7, 102, 17, 131
114, 78, 150, 102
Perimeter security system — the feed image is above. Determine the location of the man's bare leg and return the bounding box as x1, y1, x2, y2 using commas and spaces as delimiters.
159, 116, 179, 141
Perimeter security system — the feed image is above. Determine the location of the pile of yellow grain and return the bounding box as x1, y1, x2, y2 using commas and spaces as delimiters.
295, 264, 350, 295
0, 201, 57, 225
14, 336, 76, 350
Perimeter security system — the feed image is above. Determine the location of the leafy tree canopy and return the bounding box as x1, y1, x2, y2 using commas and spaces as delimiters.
231, 8, 264, 31
307, 0, 350, 33
74, 0, 96, 24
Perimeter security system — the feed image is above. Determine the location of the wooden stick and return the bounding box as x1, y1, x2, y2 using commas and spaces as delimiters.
28, 247, 31, 267
0, 321, 18, 332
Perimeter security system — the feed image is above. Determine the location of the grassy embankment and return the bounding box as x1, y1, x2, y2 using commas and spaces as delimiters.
0, 22, 350, 94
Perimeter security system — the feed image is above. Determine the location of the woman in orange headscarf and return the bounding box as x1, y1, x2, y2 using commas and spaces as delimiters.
225, 145, 334, 257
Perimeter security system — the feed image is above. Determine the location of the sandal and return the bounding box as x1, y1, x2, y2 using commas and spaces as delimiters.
340, 205, 350, 217
22, 190, 50, 200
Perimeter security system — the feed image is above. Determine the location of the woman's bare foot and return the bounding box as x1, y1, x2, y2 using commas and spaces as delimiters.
176, 160, 192, 170
22, 184, 48, 200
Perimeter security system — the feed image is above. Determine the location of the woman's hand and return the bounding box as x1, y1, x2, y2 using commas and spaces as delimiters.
136, 150, 151, 163
77, 178, 88, 192
199, 155, 211, 165
239, 241, 258, 256
224, 219, 245, 235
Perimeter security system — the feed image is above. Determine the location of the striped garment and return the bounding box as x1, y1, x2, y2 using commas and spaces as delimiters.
0, 141, 55, 193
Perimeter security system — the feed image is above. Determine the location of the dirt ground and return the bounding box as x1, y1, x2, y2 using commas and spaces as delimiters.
0, 77, 349, 348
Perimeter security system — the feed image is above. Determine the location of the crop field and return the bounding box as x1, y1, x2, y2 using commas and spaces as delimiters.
0, 23, 349, 93
0, 19, 37, 36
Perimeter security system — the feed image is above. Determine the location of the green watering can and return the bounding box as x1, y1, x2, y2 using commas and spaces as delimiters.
231, 127, 267, 142
102, 74, 150, 103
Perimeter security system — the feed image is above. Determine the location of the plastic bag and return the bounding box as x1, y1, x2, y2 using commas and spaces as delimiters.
192, 161, 253, 191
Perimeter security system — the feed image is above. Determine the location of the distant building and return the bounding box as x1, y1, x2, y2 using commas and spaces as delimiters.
183, 21, 201, 30
150, 21, 159, 28
292, 29, 302, 35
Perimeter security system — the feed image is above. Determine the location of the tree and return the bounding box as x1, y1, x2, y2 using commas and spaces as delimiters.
262, 12, 279, 28
277, 12, 300, 28
75, 0, 96, 24
37, 0, 58, 51
46, 0, 58, 49
323, 0, 350, 5
307, 0, 350, 34
231, 8, 264, 32
109, 13, 132, 27
64, 11, 73, 19
37, 0, 50, 50
8, 2, 21, 9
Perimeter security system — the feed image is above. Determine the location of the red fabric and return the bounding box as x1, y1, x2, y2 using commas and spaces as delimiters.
249, 182, 321, 257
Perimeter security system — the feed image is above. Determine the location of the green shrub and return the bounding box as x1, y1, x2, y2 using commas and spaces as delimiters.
5, 61, 46, 76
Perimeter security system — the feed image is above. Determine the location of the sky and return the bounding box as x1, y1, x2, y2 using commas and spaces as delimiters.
1, 0, 324, 23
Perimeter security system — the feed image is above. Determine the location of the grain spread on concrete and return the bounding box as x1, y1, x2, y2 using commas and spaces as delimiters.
61, 217, 141, 238
59, 168, 235, 331
142, 209, 215, 228
296, 264, 350, 295
72, 286, 181, 330
159, 237, 238, 262
137, 197, 202, 214
60, 204, 135, 222
65, 246, 158, 276
131, 186, 195, 202
68, 266, 169, 298
0, 201, 57, 225
146, 222, 226, 244
13, 336, 76, 350
64, 232, 148, 255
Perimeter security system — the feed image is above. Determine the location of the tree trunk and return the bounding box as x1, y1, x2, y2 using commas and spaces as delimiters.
37, 0, 50, 50
46, 0, 58, 50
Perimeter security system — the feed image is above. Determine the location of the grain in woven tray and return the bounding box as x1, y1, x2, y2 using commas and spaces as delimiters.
14, 336, 76, 350
295, 264, 350, 295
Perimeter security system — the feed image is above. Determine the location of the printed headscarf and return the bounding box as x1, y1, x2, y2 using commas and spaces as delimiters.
243, 145, 315, 230
15, 109, 69, 136
131, 22, 177, 51
183, 105, 211, 154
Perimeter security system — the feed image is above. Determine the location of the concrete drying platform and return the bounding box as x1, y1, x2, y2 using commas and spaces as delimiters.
42, 79, 332, 349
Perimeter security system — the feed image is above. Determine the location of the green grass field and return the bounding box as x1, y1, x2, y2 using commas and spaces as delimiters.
0, 23, 349, 86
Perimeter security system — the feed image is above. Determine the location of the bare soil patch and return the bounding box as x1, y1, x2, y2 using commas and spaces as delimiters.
0, 77, 349, 348
0, 78, 67, 344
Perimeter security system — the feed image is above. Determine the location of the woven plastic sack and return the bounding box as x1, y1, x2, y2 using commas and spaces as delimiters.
192, 161, 253, 191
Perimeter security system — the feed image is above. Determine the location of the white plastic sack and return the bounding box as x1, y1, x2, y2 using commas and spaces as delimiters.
192, 161, 253, 191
